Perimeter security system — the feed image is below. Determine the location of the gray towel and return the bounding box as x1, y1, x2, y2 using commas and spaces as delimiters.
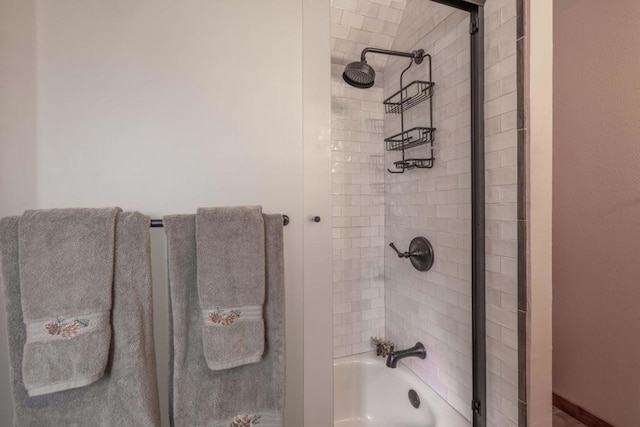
18, 208, 119, 396
165, 213, 285, 427
0, 212, 161, 426
196, 206, 265, 370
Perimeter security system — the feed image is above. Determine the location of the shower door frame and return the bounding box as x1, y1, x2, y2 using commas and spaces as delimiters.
431, 1, 486, 426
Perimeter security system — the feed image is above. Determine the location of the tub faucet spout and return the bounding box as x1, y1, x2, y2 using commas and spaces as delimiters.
385, 342, 426, 368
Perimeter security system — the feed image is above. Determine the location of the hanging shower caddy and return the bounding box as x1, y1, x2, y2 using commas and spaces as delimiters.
384, 54, 435, 173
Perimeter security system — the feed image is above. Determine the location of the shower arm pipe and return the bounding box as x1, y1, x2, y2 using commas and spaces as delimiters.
360, 47, 418, 62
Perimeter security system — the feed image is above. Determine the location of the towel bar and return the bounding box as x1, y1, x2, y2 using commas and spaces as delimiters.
149, 215, 289, 228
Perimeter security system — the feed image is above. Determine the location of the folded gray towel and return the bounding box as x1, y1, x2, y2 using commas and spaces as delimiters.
0, 212, 161, 425
196, 206, 266, 370
18, 208, 120, 396
165, 213, 285, 427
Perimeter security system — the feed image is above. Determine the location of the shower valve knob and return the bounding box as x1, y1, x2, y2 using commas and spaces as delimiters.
389, 237, 435, 272
389, 242, 410, 258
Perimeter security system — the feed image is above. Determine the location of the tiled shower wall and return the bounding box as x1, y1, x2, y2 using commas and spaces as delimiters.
483, 1, 519, 425
382, 0, 519, 425
331, 0, 519, 425
330, 0, 406, 358
383, 1, 474, 419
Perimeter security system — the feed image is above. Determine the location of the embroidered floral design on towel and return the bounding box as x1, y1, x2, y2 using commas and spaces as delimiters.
208, 308, 241, 326
44, 318, 89, 339
229, 414, 261, 427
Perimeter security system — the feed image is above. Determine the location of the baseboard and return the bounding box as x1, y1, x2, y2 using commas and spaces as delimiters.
553, 393, 614, 427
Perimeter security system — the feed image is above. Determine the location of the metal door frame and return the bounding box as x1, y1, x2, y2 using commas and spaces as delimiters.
431, 1, 486, 425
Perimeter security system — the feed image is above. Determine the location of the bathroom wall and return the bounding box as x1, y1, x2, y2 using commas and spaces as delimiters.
384, 0, 519, 425
554, 1, 640, 425
0, 0, 38, 418
330, 0, 406, 357
0, 1, 332, 426
0, 0, 37, 217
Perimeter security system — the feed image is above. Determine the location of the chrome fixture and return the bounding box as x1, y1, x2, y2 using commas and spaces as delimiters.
385, 342, 427, 368
342, 48, 425, 89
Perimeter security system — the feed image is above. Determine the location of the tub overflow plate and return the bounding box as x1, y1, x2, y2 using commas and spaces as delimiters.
408, 389, 420, 409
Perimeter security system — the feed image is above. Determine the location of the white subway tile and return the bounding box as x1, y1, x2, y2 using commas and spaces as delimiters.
363, 16, 385, 33
331, 9, 344, 24
369, 0, 392, 6
334, 0, 358, 11
377, 5, 403, 24
349, 28, 373, 44
486, 238, 517, 258
486, 166, 517, 186
356, 0, 380, 18
341, 10, 365, 29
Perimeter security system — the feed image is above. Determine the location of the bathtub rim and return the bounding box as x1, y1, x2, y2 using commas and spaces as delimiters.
333, 351, 472, 427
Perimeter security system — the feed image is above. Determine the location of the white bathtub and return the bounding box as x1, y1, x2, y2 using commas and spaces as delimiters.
334, 353, 471, 427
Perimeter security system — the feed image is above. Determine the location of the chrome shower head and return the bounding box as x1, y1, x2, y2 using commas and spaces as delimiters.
342, 60, 376, 89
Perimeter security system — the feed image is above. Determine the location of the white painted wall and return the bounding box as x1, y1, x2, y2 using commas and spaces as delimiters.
303, 0, 334, 424
527, 0, 553, 425
0, 0, 38, 420
0, 1, 332, 425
